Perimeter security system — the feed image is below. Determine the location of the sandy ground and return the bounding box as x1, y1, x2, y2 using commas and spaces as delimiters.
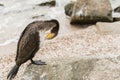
1, 24, 120, 80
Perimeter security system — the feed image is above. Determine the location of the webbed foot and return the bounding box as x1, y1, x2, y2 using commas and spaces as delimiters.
31, 59, 46, 65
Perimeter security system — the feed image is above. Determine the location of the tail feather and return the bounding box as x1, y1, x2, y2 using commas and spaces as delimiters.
7, 65, 19, 80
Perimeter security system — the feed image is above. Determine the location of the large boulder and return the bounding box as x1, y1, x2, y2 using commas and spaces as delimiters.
71, 0, 113, 24
21, 57, 120, 80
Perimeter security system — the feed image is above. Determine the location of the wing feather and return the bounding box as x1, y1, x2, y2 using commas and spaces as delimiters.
15, 24, 40, 62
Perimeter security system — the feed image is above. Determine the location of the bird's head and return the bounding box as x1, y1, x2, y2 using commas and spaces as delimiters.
44, 19, 59, 40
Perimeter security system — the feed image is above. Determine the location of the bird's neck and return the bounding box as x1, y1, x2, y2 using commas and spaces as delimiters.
39, 30, 46, 43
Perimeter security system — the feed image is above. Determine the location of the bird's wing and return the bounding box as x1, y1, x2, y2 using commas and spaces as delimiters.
15, 27, 39, 62
15, 26, 29, 61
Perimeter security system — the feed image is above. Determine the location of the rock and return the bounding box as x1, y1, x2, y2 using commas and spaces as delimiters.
21, 57, 120, 80
109, 0, 120, 22
114, 6, 120, 12
32, 15, 45, 19
64, 2, 75, 17
112, 12, 120, 22
0, 3, 4, 6
37, 0, 56, 7
96, 21, 120, 34
71, 0, 113, 24
113, 17, 120, 22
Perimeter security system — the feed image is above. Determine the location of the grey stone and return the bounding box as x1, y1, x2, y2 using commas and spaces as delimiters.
21, 57, 120, 80
36, 0, 56, 7
112, 12, 120, 22
32, 15, 45, 19
96, 21, 120, 34
114, 6, 120, 12
0, 3, 4, 6
113, 17, 120, 22
64, 2, 74, 17
71, 0, 113, 24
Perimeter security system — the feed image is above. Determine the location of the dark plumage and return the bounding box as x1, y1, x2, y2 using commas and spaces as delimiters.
7, 19, 59, 80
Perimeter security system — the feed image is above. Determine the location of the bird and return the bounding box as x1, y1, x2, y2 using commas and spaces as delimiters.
7, 19, 59, 80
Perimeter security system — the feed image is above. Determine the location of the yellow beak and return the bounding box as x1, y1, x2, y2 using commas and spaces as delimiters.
45, 33, 55, 39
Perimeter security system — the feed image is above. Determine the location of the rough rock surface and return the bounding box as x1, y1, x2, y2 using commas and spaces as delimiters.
71, 0, 113, 24
21, 57, 120, 80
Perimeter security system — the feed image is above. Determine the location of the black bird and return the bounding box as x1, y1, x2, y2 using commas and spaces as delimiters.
7, 19, 59, 80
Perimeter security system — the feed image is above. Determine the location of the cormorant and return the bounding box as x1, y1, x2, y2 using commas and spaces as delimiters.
7, 19, 59, 80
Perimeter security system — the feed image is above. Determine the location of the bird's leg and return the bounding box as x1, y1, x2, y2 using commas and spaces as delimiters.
30, 59, 46, 65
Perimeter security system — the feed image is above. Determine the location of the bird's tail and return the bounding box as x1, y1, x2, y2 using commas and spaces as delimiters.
7, 65, 20, 80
